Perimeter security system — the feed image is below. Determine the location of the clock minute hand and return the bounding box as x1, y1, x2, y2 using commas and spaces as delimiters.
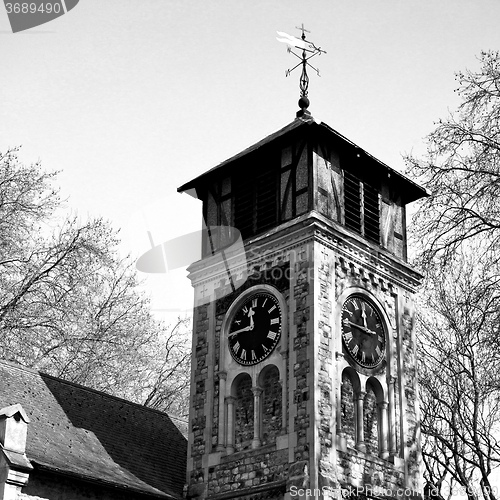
228, 325, 252, 338
348, 320, 376, 335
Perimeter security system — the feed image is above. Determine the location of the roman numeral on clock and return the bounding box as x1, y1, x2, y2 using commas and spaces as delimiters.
270, 318, 279, 325
233, 341, 240, 354
352, 345, 359, 356
251, 350, 257, 360
267, 331, 277, 340
268, 305, 276, 313
375, 346, 382, 357
343, 331, 353, 343
252, 298, 258, 308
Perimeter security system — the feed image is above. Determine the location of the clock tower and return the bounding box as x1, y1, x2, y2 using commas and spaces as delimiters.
179, 105, 427, 500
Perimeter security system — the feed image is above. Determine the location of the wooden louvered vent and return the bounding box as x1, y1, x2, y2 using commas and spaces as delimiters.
344, 171, 361, 233
256, 169, 277, 232
363, 183, 380, 244
343, 171, 380, 244
234, 177, 254, 240
234, 168, 277, 240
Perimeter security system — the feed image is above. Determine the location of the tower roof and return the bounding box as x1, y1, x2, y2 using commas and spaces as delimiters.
178, 116, 428, 206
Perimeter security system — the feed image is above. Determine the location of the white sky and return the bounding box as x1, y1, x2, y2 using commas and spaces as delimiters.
1, 1, 500, 320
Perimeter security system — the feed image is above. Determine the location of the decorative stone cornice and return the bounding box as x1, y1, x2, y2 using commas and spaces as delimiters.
188, 212, 423, 292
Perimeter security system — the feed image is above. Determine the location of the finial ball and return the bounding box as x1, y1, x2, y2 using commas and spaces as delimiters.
298, 96, 310, 110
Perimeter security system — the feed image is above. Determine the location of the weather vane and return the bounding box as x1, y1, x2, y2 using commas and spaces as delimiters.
276, 24, 326, 113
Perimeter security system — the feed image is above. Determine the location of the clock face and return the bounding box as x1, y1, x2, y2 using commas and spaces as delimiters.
341, 295, 386, 368
228, 292, 282, 366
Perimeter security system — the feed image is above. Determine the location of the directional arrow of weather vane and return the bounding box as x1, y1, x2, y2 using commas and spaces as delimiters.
276, 24, 326, 100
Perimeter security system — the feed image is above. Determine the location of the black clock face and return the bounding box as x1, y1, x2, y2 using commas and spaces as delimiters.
341, 296, 386, 368
228, 292, 282, 366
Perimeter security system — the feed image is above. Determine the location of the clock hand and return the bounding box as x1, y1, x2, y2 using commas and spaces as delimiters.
247, 307, 255, 330
348, 320, 376, 335
228, 325, 252, 338
361, 306, 368, 328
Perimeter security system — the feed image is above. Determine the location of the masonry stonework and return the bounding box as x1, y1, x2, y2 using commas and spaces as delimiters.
182, 115, 425, 500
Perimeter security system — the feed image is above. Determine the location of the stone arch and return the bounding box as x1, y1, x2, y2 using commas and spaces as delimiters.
365, 377, 389, 458
340, 367, 360, 449
231, 373, 254, 452
365, 377, 385, 403
364, 380, 379, 456
258, 364, 282, 445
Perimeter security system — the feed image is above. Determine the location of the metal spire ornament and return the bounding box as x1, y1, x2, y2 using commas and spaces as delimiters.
276, 24, 326, 115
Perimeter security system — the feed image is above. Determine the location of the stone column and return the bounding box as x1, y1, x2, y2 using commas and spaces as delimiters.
335, 377, 348, 452
225, 396, 236, 455
279, 350, 288, 432
216, 371, 227, 452
251, 387, 263, 449
378, 401, 389, 459
355, 391, 366, 452
388, 376, 397, 456
336, 380, 343, 436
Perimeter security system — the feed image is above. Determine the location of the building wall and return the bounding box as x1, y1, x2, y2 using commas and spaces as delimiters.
326, 230, 422, 497
186, 212, 422, 500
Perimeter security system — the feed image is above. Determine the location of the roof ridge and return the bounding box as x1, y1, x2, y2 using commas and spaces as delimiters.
0, 359, 186, 425
40, 372, 186, 421
178, 117, 309, 193
0, 358, 41, 375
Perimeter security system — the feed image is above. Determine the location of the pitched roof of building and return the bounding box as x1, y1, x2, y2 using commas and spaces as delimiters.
0, 359, 187, 499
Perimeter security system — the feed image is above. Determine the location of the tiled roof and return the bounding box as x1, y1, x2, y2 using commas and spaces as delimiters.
0, 360, 187, 499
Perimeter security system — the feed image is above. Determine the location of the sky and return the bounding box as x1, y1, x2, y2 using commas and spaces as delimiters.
1, 0, 500, 320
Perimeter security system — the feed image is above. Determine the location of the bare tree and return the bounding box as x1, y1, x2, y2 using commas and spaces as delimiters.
142, 316, 191, 420
406, 51, 500, 266
404, 53, 500, 499
0, 148, 190, 416
417, 250, 500, 500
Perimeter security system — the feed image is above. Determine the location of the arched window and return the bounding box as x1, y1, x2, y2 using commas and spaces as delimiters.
234, 374, 254, 452
340, 371, 356, 449
364, 384, 379, 456
260, 365, 282, 446
366, 377, 389, 459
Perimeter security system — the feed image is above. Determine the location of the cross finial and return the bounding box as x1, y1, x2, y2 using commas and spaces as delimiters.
295, 23, 310, 40
276, 25, 326, 116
